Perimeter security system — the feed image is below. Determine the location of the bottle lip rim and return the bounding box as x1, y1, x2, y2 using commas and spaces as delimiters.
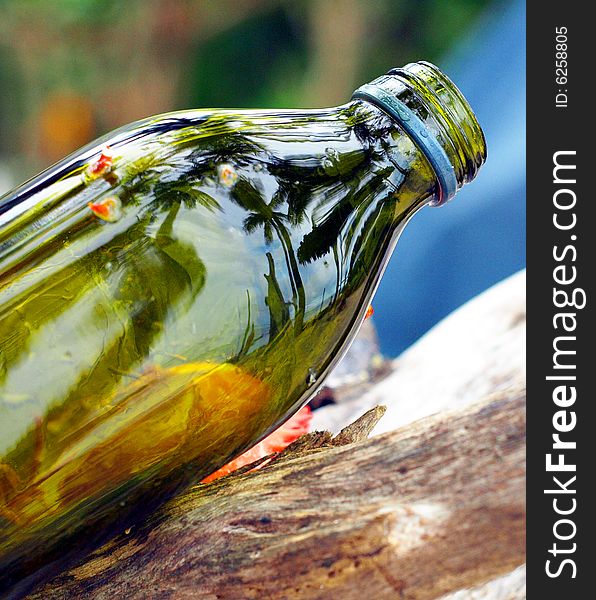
352, 82, 458, 206
397, 61, 487, 184
352, 61, 487, 205
415, 61, 487, 157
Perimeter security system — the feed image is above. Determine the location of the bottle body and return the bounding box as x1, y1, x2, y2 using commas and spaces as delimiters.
0, 62, 485, 591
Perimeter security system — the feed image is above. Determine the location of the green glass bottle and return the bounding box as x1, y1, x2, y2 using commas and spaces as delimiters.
0, 61, 486, 594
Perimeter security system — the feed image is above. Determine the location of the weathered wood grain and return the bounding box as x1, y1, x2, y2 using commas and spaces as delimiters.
31, 386, 525, 600
28, 270, 526, 599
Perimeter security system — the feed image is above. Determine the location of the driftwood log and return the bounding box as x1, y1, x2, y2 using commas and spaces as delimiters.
312, 270, 526, 435
31, 271, 526, 599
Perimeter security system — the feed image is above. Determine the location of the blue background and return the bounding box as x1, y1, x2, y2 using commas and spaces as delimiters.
373, 0, 525, 356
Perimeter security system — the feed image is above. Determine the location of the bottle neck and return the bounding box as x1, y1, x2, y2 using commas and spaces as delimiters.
352, 61, 487, 206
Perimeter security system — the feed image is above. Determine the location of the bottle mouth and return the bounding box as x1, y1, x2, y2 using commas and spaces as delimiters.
352, 61, 487, 206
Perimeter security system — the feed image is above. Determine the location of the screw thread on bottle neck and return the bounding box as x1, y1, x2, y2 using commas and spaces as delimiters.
354, 61, 487, 205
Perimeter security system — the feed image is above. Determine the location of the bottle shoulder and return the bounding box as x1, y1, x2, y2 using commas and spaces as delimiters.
0, 104, 365, 220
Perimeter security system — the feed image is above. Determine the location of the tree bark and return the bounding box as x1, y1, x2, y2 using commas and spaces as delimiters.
31, 386, 525, 600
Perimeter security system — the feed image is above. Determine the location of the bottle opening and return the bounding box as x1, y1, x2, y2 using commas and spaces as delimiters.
353, 61, 487, 206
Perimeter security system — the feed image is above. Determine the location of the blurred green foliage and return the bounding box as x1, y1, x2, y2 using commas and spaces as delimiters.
0, 0, 491, 181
